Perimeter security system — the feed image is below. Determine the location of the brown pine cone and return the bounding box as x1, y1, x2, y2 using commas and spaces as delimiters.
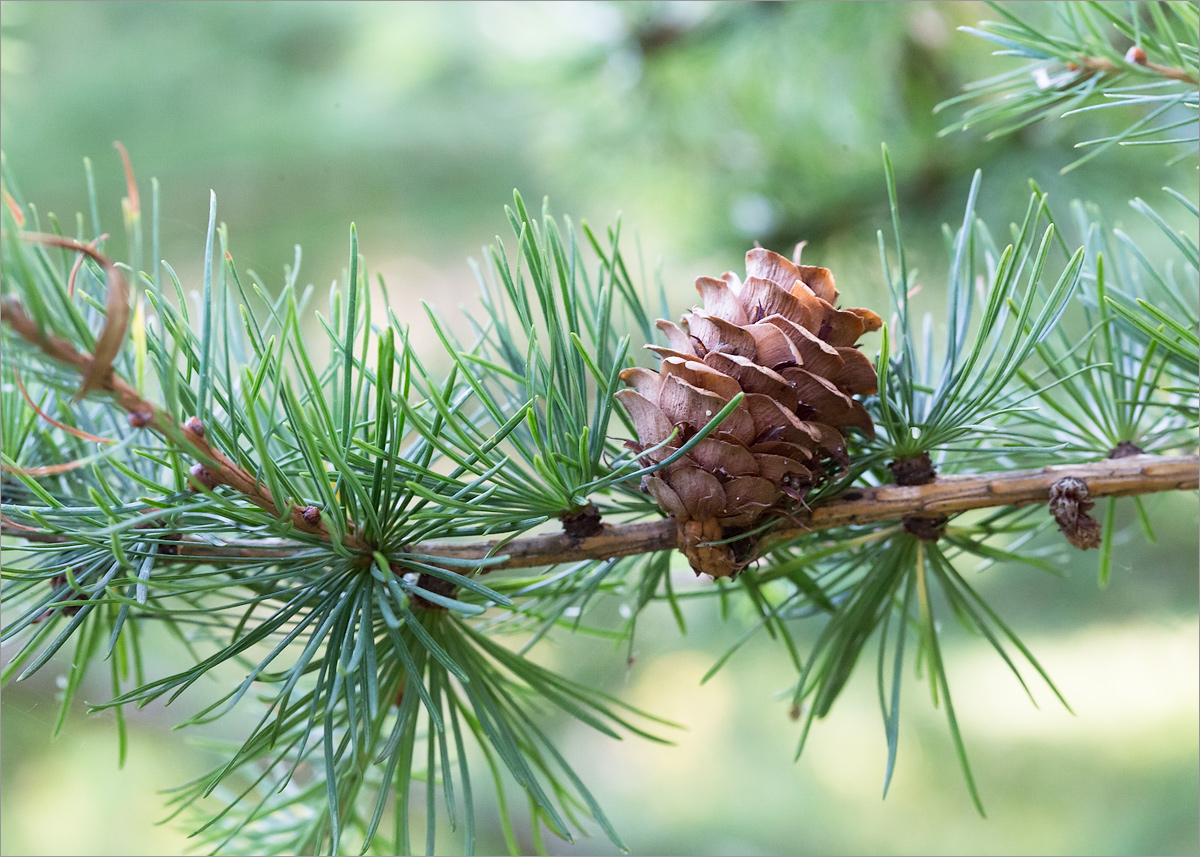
616, 245, 881, 578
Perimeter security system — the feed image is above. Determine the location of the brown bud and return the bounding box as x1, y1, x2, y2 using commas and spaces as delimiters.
1125, 45, 1147, 65
128, 410, 153, 428
183, 416, 205, 438
1066, 61, 1080, 71
301, 505, 322, 526
189, 462, 219, 491
1109, 440, 1143, 459
1048, 476, 1101, 550
889, 452, 936, 486
559, 502, 603, 540
902, 512, 949, 542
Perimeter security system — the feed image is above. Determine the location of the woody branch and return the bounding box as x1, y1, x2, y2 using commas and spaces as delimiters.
5, 453, 1196, 570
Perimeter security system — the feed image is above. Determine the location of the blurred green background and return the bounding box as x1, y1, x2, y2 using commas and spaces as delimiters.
1, 2, 1196, 855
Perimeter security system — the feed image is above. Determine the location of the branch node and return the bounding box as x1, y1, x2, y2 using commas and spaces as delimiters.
1108, 440, 1143, 459
559, 502, 604, 541
889, 452, 936, 486
183, 415, 206, 438
902, 512, 948, 542
1048, 476, 1102, 550
189, 463, 219, 491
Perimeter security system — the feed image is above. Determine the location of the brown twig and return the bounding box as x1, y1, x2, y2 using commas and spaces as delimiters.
1071, 54, 1198, 85
4, 454, 1195, 570
405, 453, 1199, 568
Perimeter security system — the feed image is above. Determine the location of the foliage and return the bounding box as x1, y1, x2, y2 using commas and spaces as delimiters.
0, 163, 675, 853
937, 1, 1200, 171
1, 3, 1198, 856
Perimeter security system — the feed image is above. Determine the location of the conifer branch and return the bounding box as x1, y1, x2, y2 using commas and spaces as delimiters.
421, 453, 1197, 569
3, 246, 1193, 574
3, 14, 1197, 833
5, 453, 1194, 569
0, 289, 367, 551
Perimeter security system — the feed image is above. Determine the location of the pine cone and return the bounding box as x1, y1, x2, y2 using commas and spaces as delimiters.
616, 245, 881, 578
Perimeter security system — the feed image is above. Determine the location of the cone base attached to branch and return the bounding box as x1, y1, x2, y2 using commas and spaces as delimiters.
678, 517, 745, 578
617, 245, 882, 579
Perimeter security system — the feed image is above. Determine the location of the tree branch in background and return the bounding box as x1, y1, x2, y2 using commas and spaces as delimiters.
1071, 51, 1199, 85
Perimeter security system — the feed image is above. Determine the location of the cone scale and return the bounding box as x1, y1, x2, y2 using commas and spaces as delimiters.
616, 245, 881, 578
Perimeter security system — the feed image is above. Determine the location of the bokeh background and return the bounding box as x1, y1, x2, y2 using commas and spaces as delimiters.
1, 2, 1196, 855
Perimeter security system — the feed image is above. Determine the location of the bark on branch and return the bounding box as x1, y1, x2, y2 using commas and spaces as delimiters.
1071, 53, 1199, 85
408, 453, 1198, 568
5, 454, 1195, 570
